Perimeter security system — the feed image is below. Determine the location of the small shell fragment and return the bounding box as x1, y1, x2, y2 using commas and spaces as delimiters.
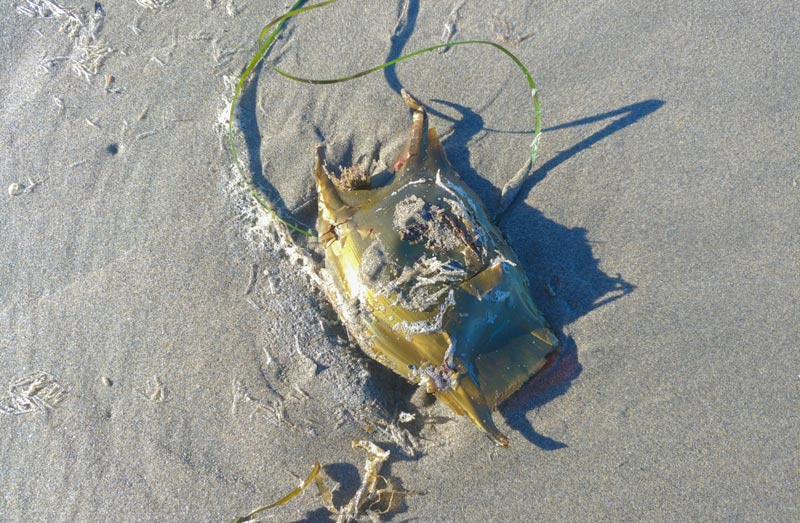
7, 183, 23, 196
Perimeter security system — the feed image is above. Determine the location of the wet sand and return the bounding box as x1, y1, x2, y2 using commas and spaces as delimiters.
1, 1, 797, 521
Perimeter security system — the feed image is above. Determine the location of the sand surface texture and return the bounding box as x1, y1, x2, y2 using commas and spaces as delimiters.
2, 1, 797, 521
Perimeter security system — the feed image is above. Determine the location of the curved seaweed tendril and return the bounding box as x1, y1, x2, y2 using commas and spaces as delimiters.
228, 0, 542, 237
229, 461, 321, 523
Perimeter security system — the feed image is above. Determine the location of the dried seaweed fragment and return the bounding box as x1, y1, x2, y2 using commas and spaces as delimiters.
0, 371, 69, 415
228, 442, 409, 522
315, 441, 409, 523
334, 163, 372, 191
230, 461, 321, 523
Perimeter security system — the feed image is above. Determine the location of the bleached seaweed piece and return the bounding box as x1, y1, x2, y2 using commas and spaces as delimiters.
492, 14, 533, 46
135, 0, 171, 10
19, 0, 114, 84
0, 371, 69, 415
335, 441, 391, 522
225, 0, 236, 17
136, 129, 158, 140
6, 176, 46, 196
129, 15, 143, 35
52, 95, 65, 113
311, 440, 404, 522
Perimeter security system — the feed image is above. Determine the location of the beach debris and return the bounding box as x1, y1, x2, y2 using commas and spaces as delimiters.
325, 441, 398, 522
128, 15, 143, 35
230, 462, 322, 523
231, 378, 259, 416
262, 347, 274, 366
438, 0, 464, 53
7, 183, 23, 197
215, 75, 236, 140
101, 376, 113, 387
0, 371, 69, 415
390, 0, 411, 43
314, 90, 559, 446
243, 263, 258, 295
345, 405, 421, 457
135, 129, 158, 140
52, 95, 65, 113
230, 441, 404, 522
18, 0, 114, 84
492, 15, 532, 46
293, 334, 320, 377
135, 0, 170, 10
225, 0, 237, 18
15, 0, 81, 28
147, 376, 166, 402
226, 0, 548, 449
7, 177, 45, 197
371, 420, 419, 458
398, 411, 415, 424
211, 39, 239, 68
290, 383, 310, 400
230, 377, 292, 428
104, 74, 123, 94
546, 275, 560, 297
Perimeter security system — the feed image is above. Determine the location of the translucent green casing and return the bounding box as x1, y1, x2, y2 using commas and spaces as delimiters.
315, 91, 559, 446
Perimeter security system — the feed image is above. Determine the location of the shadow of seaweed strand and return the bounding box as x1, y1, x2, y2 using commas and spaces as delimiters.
502, 101, 664, 331
519, 100, 667, 199
384, 0, 420, 95
429, 98, 501, 209
238, 61, 295, 221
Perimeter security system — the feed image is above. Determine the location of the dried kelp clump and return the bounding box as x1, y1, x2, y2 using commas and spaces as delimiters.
231, 441, 409, 523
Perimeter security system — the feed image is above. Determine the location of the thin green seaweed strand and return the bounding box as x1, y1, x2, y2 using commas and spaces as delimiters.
228, 0, 328, 237
248, 1, 541, 165
265, 39, 542, 166
229, 0, 542, 237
